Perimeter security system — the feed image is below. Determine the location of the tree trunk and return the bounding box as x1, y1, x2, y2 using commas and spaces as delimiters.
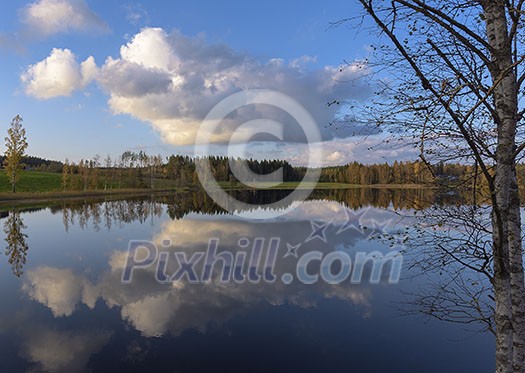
483, 1, 525, 371
509, 179, 525, 372
493, 267, 514, 373
11, 169, 16, 193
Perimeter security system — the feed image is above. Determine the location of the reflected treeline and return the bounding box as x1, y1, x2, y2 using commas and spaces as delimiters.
46, 188, 443, 227
212, 187, 437, 212
3, 211, 29, 277
311, 188, 436, 210
2, 187, 499, 233
0, 186, 513, 278
51, 197, 165, 232
311, 186, 521, 210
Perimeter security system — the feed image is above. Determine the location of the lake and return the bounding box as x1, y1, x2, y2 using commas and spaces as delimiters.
0, 189, 494, 372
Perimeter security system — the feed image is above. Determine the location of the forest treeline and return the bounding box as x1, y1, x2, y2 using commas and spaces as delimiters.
8, 150, 525, 191
0, 155, 63, 173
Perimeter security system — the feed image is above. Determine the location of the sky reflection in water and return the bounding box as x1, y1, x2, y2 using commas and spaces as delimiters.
0, 191, 493, 372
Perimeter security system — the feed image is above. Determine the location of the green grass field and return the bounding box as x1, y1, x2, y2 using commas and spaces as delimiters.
0, 170, 184, 194
0, 170, 429, 203
0, 170, 190, 209
0, 170, 62, 193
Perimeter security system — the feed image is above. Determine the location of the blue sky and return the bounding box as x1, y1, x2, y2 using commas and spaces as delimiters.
0, 0, 413, 165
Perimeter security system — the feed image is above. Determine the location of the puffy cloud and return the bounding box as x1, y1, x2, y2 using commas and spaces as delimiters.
22, 0, 108, 37
119, 28, 179, 71
80, 55, 98, 85
95, 28, 371, 146
21, 48, 96, 99
98, 57, 172, 97
22, 27, 371, 146
326, 150, 345, 163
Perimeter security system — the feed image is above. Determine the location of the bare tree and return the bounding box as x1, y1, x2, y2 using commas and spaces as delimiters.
149, 154, 163, 189
78, 159, 90, 191
345, 1, 525, 371
90, 154, 100, 189
104, 155, 112, 190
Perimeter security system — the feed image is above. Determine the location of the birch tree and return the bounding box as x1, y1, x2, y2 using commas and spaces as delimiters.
4, 115, 28, 193
104, 155, 112, 190
347, 1, 525, 371
78, 160, 90, 191
62, 159, 70, 192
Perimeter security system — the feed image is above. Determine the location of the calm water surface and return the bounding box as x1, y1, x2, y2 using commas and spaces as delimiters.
0, 189, 493, 372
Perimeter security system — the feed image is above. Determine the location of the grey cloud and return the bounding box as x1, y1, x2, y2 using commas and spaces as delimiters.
21, 26, 378, 157
98, 59, 173, 97
98, 28, 372, 145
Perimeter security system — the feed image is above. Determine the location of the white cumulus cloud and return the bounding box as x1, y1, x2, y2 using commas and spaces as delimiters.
94, 28, 371, 146
22, 0, 108, 37
21, 48, 97, 99
22, 27, 373, 147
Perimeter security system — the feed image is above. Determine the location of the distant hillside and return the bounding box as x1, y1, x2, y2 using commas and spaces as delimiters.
0, 155, 63, 173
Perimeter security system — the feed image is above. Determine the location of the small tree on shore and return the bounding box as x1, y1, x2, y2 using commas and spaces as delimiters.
62, 159, 70, 192
4, 115, 28, 193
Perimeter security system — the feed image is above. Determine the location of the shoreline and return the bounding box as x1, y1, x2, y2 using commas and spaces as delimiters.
219, 182, 433, 190
0, 182, 432, 207
0, 188, 189, 209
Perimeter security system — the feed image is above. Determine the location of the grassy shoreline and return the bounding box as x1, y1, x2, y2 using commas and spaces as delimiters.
0, 188, 189, 209
0, 170, 433, 209
0, 182, 431, 206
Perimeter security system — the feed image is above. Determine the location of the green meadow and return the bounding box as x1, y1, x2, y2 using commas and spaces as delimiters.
0, 170, 62, 193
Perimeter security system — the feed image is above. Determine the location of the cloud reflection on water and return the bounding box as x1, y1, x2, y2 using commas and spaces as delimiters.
22, 200, 401, 338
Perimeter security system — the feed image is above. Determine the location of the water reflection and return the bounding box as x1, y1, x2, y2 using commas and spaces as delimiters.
3, 210, 29, 277
0, 187, 445, 279
19, 327, 111, 373
23, 199, 399, 338
0, 188, 493, 372
56, 198, 164, 232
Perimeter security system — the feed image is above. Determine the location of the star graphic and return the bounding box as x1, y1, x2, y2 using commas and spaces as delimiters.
284, 243, 301, 258
306, 221, 330, 243
336, 208, 367, 235
365, 218, 393, 238
374, 217, 393, 231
